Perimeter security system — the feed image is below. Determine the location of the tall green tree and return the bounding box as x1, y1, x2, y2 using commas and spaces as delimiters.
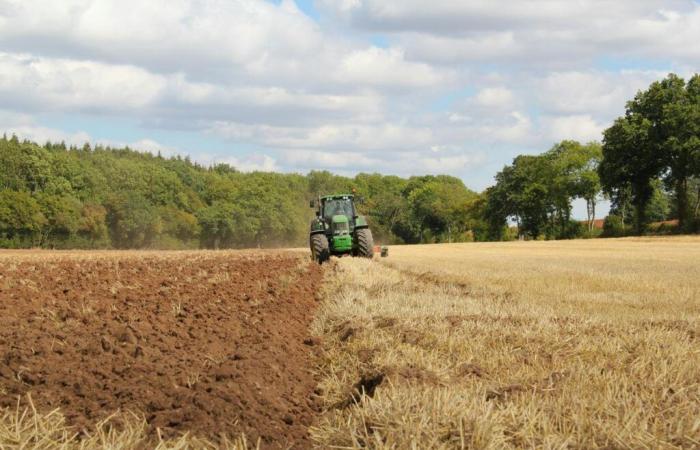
600, 114, 661, 233
546, 141, 602, 232
661, 75, 700, 229
601, 73, 700, 232
489, 155, 555, 239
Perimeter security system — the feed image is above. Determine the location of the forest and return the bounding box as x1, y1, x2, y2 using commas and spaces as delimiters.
0, 74, 698, 249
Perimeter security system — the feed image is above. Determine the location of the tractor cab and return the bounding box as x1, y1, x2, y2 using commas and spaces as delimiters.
320, 195, 355, 224
309, 194, 358, 228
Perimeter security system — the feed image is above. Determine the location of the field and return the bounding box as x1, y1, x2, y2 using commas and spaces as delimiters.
1, 237, 699, 448
0, 250, 322, 449
311, 237, 700, 448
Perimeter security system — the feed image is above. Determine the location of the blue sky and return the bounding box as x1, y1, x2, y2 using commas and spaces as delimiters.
2, 0, 699, 217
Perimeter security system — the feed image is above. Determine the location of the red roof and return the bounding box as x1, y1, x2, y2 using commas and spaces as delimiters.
591, 219, 605, 230
579, 219, 605, 229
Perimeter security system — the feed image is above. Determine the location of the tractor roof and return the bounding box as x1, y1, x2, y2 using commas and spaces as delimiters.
320, 194, 354, 200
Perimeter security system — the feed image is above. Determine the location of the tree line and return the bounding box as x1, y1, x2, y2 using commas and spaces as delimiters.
1, 73, 697, 249
483, 73, 699, 239
0, 136, 480, 248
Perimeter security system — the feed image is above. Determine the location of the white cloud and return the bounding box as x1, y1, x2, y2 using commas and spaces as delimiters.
0, 115, 180, 156
0, 52, 166, 112
0, 0, 324, 77
0, 110, 92, 146
474, 87, 515, 109
541, 114, 604, 143
0, 0, 697, 189
281, 149, 382, 170
220, 154, 279, 172
335, 46, 451, 88
6, 125, 92, 147
207, 121, 434, 153
417, 153, 484, 174
129, 139, 178, 157
321, 0, 700, 68
399, 32, 520, 64
537, 70, 665, 117
279, 147, 486, 178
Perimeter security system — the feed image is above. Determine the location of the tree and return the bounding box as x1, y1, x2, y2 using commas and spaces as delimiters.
105, 193, 161, 248
490, 155, 555, 239
360, 176, 409, 243
307, 171, 353, 198
481, 187, 509, 241
0, 190, 46, 246
661, 74, 700, 230
600, 114, 661, 233
79, 203, 109, 245
35, 193, 82, 245
689, 177, 700, 228
196, 202, 241, 249
646, 179, 671, 222
160, 206, 201, 243
601, 73, 700, 232
545, 141, 602, 232
401, 176, 476, 243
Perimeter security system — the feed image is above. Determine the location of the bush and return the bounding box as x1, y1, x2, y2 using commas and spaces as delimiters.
561, 221, 586, 239
580, 227, 603, 239
647, 221, 679, 235
602, 215, 627, 237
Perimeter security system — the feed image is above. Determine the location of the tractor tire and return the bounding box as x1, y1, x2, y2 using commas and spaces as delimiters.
356, 228, 374, 258
310, 233, 330, 264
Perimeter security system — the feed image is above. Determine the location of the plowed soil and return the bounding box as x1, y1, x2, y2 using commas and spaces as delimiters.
0, 250, 322, 449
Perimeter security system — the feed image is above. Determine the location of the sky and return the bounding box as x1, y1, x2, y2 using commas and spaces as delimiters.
1, 0, 699, 217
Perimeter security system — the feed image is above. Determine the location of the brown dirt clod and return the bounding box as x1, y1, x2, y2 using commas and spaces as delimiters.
486, 384, 526, 401
454, 362, 486, 379
391, 365, 440, 386
334, 321, 359, 342
334, 370, 386, 409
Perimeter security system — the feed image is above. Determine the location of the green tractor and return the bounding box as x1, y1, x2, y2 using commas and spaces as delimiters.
309, 193, 374, 263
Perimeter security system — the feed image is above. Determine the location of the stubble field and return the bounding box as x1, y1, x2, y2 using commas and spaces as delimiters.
0, 237, 698, 449
312, 237, 700, 448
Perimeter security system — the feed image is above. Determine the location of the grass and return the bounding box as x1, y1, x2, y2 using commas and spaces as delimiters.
311, 237, 700, 449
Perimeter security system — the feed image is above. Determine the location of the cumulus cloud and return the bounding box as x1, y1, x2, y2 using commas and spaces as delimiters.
6, 124, 92, 148
0, 110, 92, 146
474, 87, 515, 109
416, 153, 485, 174
320, 0, 700, 67
0, 0, 696, 186
281, 149, 383, 170
0, 0, 322, 78
0, 52, 166, 112
335, 47, 452, 88
279, 148, 485, 178
207, 121, 434, 153
128, 139, 179, 157
218, 154, 279, 173
536, 70, 666, 117
541, 114, 605, 143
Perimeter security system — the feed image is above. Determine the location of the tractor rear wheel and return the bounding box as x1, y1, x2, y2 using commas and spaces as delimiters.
310, 234, 330, 264
356, 228, 374, 258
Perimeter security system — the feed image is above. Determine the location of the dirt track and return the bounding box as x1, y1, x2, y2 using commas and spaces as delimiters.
0, 251, 322, 448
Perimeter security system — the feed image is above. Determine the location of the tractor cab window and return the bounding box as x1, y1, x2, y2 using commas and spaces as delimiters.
323, 198, 353, 221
